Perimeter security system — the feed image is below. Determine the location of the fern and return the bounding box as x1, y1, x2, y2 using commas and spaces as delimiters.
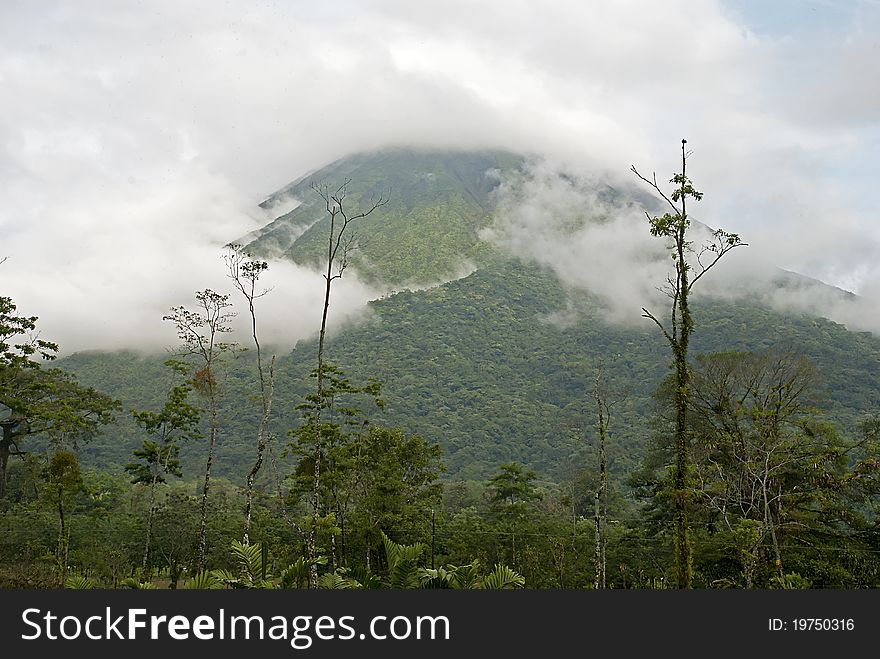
229, 540, 270, 587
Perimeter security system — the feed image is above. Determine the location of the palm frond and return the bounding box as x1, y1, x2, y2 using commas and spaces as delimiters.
279, 556, 327, 589
64, 574, 95, 589
381, 531, 425, 589
318, 568, 363, 589
120, 577, 156, 589
481, 564, 525, 590
183, 571, 224, 589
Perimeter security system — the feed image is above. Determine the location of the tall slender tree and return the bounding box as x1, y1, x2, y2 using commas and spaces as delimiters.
301, 180, 387, 586
631, 140, 745, 587
164, 289, 237, 572
593, 369, 609, 590
225, 246, 276, 545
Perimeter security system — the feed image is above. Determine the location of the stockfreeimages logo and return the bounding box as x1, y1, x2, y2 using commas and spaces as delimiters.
21, 608, 450, 649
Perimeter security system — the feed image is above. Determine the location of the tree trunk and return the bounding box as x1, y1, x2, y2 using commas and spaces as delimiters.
672, 141, 694, 590
307, 264, 334, 588
57, 491, 67, 585
0, 439, 9, 500
142, 475, 158, 576
197, 390, 218, 573
243, 312, 276, 545
594, 372, 609, 589
672, 339, 691, 588
762, 472, 784, 580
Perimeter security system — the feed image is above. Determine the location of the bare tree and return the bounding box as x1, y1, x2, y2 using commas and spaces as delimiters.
225, 246, 277, 546
302, 180, 388, 586
164, 289, 237, 572
631, 140, 746, 588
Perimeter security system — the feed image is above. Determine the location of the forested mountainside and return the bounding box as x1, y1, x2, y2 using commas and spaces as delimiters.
58, 150, 880, 480
4, 149, 879, 589
55, 254, 878, 483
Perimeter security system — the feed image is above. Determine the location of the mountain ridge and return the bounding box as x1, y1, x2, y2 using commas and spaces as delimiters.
52, 148, 879, 483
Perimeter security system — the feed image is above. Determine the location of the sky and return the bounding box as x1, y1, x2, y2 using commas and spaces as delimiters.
1, 0, 879, 351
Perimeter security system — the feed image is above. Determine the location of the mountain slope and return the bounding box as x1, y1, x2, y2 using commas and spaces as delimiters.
54, 149, 880, 485
245, 149, 523, 285
59, 257, 880, 482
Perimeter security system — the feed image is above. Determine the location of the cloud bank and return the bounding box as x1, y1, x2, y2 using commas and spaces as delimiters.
486, 158, 880, 334
1, 0, 878, 350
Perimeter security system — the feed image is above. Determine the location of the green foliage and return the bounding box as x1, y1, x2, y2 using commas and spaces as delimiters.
317, 569, 363, 589
482, 563, 526, 590
381, 531, 425, 589
64, 574, 95, 589
247, 150, 518, 286
1, 357, 119, 499
769, 573, 813, 590
54, 258, 880, 489
183, 570, 224, 589
489, 462, 540, 510
381, 531, 525, 589
225, 539, 274, 588
344, 425, 444, 564
636, 350, 879, 587
279, 556, 327, 589
0, 295, 59, 367
120, 577, 156, 589
6, 150, 878, 589
125, 375, 200, 486
419, 560, 526, 589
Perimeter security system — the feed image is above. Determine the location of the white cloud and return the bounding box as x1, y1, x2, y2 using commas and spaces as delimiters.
0, 0, 877, 351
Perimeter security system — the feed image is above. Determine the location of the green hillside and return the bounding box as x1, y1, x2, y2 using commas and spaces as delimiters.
245, 149, 523, 286
58, 255, 880, 484
12, 148, 879, 589
52, 149, 880, 486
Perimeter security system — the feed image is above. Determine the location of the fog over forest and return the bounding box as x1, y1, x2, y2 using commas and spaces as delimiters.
2, 0, 879, 350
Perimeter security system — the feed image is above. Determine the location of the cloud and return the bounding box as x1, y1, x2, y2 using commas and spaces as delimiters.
483, 159, 670, 324
486, 158, 880, 335
1, 0, 878, 351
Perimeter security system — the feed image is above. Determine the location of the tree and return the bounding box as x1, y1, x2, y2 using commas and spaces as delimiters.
346, 425, 444, 571
288, 363, 384, 577
1, 295, 118, 499
151, 488, 201, 588
685, 350, 845, 585
488, 462, 541, 569
42, 448, 83, 584
164, 289, 238, 572
1, 295, 57, 368
593, 368, 611, 589
631, 140, 746, 587
301, 180, 388, 586
225, 246, 277, 545
126, 366, 201, 576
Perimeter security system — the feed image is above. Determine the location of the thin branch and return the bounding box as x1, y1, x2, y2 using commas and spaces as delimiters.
641, 307, 673, 344
631, 166, 680, 217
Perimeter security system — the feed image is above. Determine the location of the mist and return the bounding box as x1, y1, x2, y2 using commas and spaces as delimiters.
486, 158, 880, 335
484, 161, 670, 324
2, 0, 878, 351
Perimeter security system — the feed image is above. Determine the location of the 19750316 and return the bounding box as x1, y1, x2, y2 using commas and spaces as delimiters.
769, 618, 855, 631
